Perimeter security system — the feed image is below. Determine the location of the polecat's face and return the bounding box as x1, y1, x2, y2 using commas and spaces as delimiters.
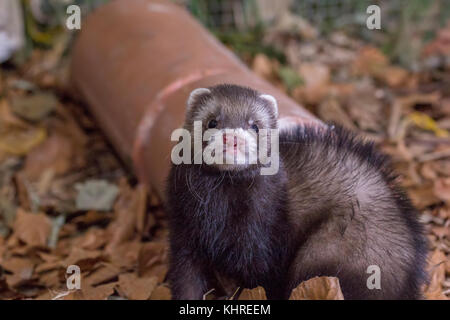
184, 84, 279, 172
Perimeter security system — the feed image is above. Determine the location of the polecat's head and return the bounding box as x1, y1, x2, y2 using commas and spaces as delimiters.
184, 84, 278, 172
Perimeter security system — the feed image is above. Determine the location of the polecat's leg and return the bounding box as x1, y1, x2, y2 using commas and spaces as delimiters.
168, 250, 210, 300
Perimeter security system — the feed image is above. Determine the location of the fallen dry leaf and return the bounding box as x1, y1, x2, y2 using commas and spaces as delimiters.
117, 273, 158, 300
149, 284, 171, 300
424, 250, 448, 300
347, 84, 385, 132
62, 282, 116, 300
1, 257, 35, 287
433, 177, 450, 203
376, 66, 409, 87
107, 240, 142, 269
75, 180, 119, 212
137, 240, 168, 282
72, 227, 108, 251
293, 62, 330, 105
289, 277, 344, 300
0, 99, 29, 128
0, 99, 47, 156
431, 226, 449, 239
38, 269, 61, 288
317, 97, 357, 130
409, 112, 449, 138
12, 208, 51, 247
62, 247, 105, 270
438, 206, 450, 220
84, 262, 120, 287
35, 259, 61, 274
352, 46, 388, 76
239, 286, 267, 300
0, 126, 46, 156
106, 182, 147, 251
252, 54, 273, 80
408, 184, 441, 209
10, 92, 57, 122
23, 133, 75, 180
71, 210, 112, 227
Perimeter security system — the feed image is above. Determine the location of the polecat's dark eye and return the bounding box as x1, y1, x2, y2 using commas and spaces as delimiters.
251, 123, 259, 133
208, 119, 218, 128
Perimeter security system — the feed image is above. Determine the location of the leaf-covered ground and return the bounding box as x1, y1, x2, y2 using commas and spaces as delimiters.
0, 19, 449, 300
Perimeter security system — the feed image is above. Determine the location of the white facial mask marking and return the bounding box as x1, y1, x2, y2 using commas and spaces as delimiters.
203, 128, 257, 165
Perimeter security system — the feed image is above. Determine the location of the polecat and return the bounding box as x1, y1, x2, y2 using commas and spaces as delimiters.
166, 84, 428, 300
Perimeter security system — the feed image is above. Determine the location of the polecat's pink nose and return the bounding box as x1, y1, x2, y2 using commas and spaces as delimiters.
223, 134, 238, 148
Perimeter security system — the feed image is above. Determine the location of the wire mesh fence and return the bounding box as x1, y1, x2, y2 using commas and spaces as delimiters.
181, 0, 450, 68
179, 0, 261, 31
182, 0, 450, 32
9, 0, 450, 69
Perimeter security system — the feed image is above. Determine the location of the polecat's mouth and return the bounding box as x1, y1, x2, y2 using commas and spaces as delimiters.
223, 134, 239, 156
204, 128, 258, 168
223, 146, 238, 155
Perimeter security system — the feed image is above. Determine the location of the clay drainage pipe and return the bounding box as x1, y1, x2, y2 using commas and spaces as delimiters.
70, 0, 321, 200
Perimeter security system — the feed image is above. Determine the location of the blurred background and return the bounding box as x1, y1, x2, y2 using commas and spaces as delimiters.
3, 0, 450, 67
0, 0, 449, 300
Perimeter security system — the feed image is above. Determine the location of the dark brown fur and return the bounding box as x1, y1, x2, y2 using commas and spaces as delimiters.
166, 84, 428, 300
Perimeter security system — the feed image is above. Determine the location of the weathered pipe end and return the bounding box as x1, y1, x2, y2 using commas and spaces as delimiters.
70, 0, 320, 199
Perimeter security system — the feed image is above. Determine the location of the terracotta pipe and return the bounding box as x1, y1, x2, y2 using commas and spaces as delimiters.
71, 0, 320, 199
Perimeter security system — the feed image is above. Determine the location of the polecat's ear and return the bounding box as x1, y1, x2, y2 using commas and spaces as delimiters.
260, 94, 278, 118
187, 88, 211, 110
